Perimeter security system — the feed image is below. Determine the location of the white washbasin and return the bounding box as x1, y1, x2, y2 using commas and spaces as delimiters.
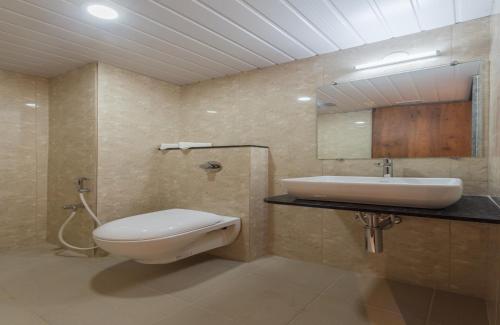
282, 176, 463, 209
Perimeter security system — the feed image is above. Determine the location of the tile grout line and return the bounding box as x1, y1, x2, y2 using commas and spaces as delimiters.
285, 272, 348, 324
425, 289, 437, 325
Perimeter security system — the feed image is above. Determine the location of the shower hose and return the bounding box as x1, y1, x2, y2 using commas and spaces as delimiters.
57, 192, 103, 251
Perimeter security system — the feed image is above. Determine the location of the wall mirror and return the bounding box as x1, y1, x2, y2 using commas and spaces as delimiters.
316, 60, 482, 160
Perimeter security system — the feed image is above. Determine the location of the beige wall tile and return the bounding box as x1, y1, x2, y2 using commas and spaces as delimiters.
488, 13, 500, 324
159, 147, 268, 262
47, 63, 97, 251
96, 63, 181, 223
0, 69, 48, 249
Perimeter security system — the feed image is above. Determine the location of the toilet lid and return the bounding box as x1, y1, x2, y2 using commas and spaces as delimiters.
93, 209, 224, 241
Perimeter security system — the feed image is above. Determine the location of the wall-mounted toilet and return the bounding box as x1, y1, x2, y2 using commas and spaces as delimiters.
93, 209, 240, 264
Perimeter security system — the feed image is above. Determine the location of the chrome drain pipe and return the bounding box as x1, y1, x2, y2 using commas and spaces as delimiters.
355, 212, 401, 253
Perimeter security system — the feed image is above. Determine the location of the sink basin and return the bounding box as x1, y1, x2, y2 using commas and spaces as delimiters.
282, 176, 463, 209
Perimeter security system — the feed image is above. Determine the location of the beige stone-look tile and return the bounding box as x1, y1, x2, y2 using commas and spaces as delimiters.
0, 301, 49, 325
101, 256, 245, 304
249, 147, 269, 259
41, 286, 189, 325
245, 255, 346, 293
428, 290, 489, 325
290, 295, 426, 325
452, 17, 491, 61
0, 69, 47, 250
47, 63, 97, 252
270, 205, 323, 263
395, 158, 452, 178
448, 221, 489, 298
196, 271, 318, 325
324, 274, 433, 319
0, 252, 190, 325
378, 217, 450, 290
450, 158, 488, 182
322, 159, 381, 177
462, 180, 489, 195
152, 305, 237, 325
167, 265, 249, 303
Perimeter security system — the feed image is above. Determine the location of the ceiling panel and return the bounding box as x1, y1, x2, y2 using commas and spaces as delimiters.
330, 0, 392, 43
0, 0, 494, 84
199, 0, 314, 59
455, 0, 493, 22
287, 0, 364, 49
410, 0, 455, 30
373, 0, 420, 36
155, 0, 289, 64
244, 0, 338, 54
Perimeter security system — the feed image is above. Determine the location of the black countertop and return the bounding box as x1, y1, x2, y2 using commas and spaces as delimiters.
264, 194, 500, 224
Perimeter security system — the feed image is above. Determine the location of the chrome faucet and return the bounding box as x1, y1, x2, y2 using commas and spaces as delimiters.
376, 158, 393, 177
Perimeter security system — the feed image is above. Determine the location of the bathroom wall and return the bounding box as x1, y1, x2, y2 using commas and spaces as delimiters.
487, 10, 500, 325
179, 17, 493, 298
95, 63, 268, 260
490, 15, 500, 196
47, 63, 97, 250
96, 63, 181, 222
0, 69, 48, 249
160, 147, 269, 261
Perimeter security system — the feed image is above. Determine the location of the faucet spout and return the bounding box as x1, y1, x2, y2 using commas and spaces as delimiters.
382, 158, 393, 177
375, 158, 393, 177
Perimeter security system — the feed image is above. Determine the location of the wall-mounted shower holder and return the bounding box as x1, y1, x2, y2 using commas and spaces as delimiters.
75, 177, 90, 193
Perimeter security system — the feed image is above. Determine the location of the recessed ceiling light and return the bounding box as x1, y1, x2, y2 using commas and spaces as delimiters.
354, 50, 440, 70
86, 4, 118, 20
25, 102, 36, 108
206, 110, 217, 114
297, 96, 312, 102
354, 121, 366, 125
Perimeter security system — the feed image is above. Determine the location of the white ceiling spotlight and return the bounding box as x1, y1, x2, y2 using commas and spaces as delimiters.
354, 50, 440, 70
86, 4, 118, 20
297, 96, 312, 102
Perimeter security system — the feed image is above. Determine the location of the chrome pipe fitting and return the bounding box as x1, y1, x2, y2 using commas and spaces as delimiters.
63, 203, 84, 211
355, 212, 401, 253
199, 161, 222, 173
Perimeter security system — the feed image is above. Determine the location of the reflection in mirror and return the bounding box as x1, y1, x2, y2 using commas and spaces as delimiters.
318, 110, 372, 159
316, 60, 482, 160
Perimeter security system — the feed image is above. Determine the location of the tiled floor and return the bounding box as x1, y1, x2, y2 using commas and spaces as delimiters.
0, 245, 489, 325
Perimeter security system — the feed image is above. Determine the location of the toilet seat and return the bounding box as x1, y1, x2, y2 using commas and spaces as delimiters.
93, 209, 224, 241
92, 208, 241, 264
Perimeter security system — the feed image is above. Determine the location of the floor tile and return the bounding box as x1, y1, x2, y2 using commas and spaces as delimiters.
0, 285, 48, 324
0, 247, 490, 325
428, 290, 489, 325
0, 302, 50, 325
38, 296, 143, 325
323, 273, 433, 320
290, 294, 426, 325
195, 271, 319, 324
246, 255, 346, 293
152, 305, 237, 325
111, 254, 244, 296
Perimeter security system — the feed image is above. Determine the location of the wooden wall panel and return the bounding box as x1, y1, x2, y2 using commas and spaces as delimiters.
372, 101, 472, 158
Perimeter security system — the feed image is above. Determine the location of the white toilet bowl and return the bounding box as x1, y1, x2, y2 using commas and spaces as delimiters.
93, 209, 240, 264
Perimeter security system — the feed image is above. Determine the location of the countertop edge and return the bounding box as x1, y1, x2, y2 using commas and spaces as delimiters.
264, 195, 500, 224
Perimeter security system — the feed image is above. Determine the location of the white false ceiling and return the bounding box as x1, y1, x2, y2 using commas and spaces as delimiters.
316, 60, 481, 114
0, 0, 494, 85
